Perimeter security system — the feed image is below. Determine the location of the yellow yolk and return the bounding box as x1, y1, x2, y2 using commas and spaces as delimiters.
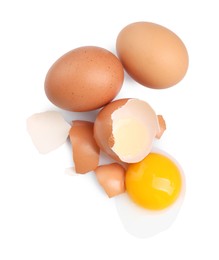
125, 153, 182, 210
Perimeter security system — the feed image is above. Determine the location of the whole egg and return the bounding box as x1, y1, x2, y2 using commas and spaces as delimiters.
45, 46, 124, 112
116, 22, 189, 89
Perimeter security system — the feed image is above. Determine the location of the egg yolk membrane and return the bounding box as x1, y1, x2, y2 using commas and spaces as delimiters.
125, 153, 182, 210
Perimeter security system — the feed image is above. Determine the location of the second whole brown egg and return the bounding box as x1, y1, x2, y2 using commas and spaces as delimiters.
116, 22, 189, 89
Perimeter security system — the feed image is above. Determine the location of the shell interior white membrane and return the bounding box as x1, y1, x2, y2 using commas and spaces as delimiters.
114, 149, 186, 238
111, 99, 159, 163
27, 111, 71, 154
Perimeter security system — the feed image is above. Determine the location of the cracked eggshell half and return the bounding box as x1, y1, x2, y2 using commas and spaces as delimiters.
69, 120, 100, 174
93, 98, 163, 163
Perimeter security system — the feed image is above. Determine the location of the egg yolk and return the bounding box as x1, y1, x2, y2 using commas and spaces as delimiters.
125, 153, 182, 210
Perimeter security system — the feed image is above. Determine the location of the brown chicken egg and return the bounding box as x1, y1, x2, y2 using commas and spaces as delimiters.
116, 22, 189, 89
93, 98, 165, 163
45, 46, 124, 112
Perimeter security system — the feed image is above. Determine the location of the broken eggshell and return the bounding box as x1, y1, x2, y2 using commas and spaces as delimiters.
156, 115, 166, 139
94, 98, 165, 163
95, 163, 126, 198
27, 111, 71, 154
69, 120, 100, 174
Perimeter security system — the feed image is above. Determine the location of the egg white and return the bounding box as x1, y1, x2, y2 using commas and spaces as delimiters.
114, 149, 186, 238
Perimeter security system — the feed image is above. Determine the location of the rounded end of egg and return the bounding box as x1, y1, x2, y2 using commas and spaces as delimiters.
94, 98, 160, 163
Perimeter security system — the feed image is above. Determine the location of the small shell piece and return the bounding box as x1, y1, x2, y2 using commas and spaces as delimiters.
95, 163, 126, 198
69, 120, 100, 174
27, 111, 71, 154
156, 115, 166, 139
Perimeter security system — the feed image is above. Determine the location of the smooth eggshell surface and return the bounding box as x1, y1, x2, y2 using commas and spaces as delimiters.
45, 46, 124, 112
116, 22, 189, 89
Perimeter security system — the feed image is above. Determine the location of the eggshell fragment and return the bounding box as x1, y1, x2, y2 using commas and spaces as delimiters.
94, 98, 160, 163
44, 46, 124, 112
27, 111, 71, 154
95, 163, 126, 198
156, 115, 166, 139
94, 99, 128, 162
69, 120, 100, 174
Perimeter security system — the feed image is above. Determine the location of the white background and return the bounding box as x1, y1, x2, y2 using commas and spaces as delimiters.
1, 0, 219, 259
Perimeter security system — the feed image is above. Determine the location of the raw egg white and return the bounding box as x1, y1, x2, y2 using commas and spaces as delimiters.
114, 149, 185, 238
